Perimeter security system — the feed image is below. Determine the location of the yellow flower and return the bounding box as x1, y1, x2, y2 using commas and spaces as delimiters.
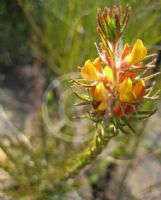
119, 78, 134, 102
72, 5, 158, 131
80, 57, 113, 111
80, 59, 100, 82
127, 39, 147, 65
94, 82, 108, 110
81, 57, 113, 83
119, 78, 145, 103
80, 51, 147, 113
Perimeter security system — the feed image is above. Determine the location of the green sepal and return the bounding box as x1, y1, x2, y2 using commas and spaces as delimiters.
72, 91, 91, 102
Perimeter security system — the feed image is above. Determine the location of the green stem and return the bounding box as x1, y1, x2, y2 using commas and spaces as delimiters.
57, 123, 117, 183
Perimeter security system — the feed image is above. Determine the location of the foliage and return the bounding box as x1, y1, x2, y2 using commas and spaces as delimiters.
3, 0, 159, 74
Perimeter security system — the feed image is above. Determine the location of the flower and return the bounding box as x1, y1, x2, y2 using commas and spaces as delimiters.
81, 57, 113, 111
72, 5, 158, 131
127, 39, 147, 65
79, 39, 147, 117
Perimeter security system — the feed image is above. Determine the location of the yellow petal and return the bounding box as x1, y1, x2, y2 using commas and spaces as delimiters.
133, 79, 145, 99
103, 66, 113, 82
93, 57, 103, 73
128, 39, 147, 65
80, 60, 99, 82
119, 78, 134, 102
98, 101, 107, 111
94, 82, 108, 102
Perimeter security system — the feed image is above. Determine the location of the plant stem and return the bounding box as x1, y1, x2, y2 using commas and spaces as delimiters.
58, 124, 117, 183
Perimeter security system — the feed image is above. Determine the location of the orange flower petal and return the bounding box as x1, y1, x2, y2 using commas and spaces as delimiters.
113, 104, 124, 116
119, 71, 137, 82
89, 87, 95, 97
133, 79, 145, 99
114, 103, 136, 116
93, 57, 103, 73
121, 43, 131, 61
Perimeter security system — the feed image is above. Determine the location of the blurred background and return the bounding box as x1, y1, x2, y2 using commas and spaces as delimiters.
0, 0, 161, 199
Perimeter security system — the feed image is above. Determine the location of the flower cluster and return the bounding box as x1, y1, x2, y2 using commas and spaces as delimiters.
81, 39, 147, 115
72, 6, 159, 132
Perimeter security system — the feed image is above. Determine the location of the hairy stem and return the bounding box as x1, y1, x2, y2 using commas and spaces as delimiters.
56, 123, 117, 184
